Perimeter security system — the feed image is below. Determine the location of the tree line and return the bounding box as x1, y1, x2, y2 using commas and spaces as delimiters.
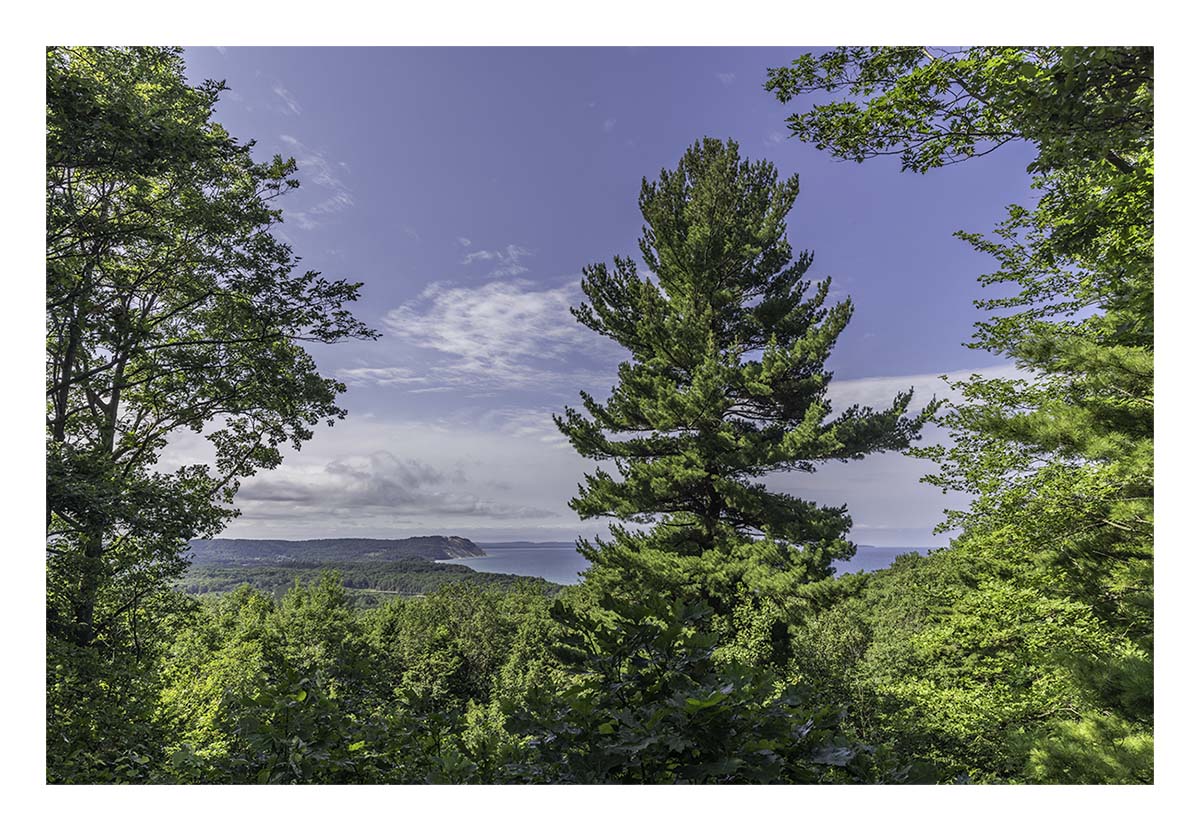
178, 560, 555, 607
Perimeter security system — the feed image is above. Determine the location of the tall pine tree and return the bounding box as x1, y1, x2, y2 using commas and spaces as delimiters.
555, 138, 932, 620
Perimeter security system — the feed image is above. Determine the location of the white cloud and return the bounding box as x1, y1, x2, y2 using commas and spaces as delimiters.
280, 135, 344, 190
460, 243, 533, 277
716, 72, 736, 87
278, 135, 354, 229
385, 279, 581, 361
272, 83, 302, 116
352, 279, 620, 391
339, 367, 430, 387
308, 191, 354, 215
827, 364, 1022, 413
603, 117, 617, 133
477, 406, 571, 447
234, 449, 555, 523
457, 237, 473, 248
162, 414, 601, 539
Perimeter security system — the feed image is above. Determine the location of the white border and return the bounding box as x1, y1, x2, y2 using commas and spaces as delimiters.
4, 2, 1192, 826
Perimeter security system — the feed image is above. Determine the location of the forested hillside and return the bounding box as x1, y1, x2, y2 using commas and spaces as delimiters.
45, 46, 1152, 785
178, 537, 539, 608
186, 536, 487, 564
179, 560, 555, 608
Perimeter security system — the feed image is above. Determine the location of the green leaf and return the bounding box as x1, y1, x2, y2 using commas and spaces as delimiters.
684, 690, 728, 711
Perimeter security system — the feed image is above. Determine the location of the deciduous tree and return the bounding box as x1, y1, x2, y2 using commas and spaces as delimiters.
45, 46, 376, 778
769, 46, 1153, 782
46, 46, 376, 652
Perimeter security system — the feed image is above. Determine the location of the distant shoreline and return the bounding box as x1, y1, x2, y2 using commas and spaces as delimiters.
438, 543, 934, 585
462, 541, 937, 552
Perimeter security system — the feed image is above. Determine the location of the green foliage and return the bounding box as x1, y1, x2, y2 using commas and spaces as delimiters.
45, 46, 375, 780
506, 593, 899, 783
156, 578, 372, 782
47, 634, 175, 783
178, 558, 557, 606
365, 581, 558, 714
153, 577, 560, 784
1026, 713, 1153, 785
46, 45, 376, 652
556, 137, 932, 618
791, 548, 1152, 783
766, 47, 1151, 175
771, 46, 1153, 783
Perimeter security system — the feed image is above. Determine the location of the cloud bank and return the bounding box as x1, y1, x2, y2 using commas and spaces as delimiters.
173, 364, 1022, 544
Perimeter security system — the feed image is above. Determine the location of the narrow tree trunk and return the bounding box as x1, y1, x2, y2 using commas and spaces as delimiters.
73, 530, 104, 647
71, 353, 126, 647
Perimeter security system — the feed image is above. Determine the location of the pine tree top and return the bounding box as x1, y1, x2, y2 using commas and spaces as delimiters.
556, 138, 934, 606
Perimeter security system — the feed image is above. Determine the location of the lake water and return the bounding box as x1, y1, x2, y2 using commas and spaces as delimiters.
439, 543, 930, 586
438, 544, 590, 585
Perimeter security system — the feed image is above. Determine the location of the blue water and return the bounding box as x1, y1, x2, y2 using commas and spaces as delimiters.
439, 543, 929, 586
833, 546, 930, 576
438, 544, 590, 585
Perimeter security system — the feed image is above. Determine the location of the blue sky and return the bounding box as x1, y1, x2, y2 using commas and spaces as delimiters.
171, 46, 1040, 545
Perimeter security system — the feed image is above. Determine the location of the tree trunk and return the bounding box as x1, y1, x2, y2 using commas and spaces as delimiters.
70, 354, 126, 647
73, 530, 104, 647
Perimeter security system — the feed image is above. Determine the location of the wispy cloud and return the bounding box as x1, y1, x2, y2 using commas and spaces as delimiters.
279, 134, 354, 229
766, 130, 787, 145
716, 72, 736, 87
280, 135, 343, 189
460, 243, 533, 277
603, 117, 617, 133
342, 279, 622, 392
338, 367, 430, 387
307, 191, 354, 217
457, 237, 473, 248
826, 364, 1022, 413
478, 407, 571, 447
272, 83, 302, 116
383, 279, 602, 381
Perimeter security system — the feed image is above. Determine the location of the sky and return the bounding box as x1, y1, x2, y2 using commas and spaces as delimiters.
169, 46, 1041, 546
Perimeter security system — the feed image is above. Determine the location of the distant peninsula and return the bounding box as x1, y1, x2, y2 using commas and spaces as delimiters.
178, 536, 552, 606
185, 535, 488, 565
